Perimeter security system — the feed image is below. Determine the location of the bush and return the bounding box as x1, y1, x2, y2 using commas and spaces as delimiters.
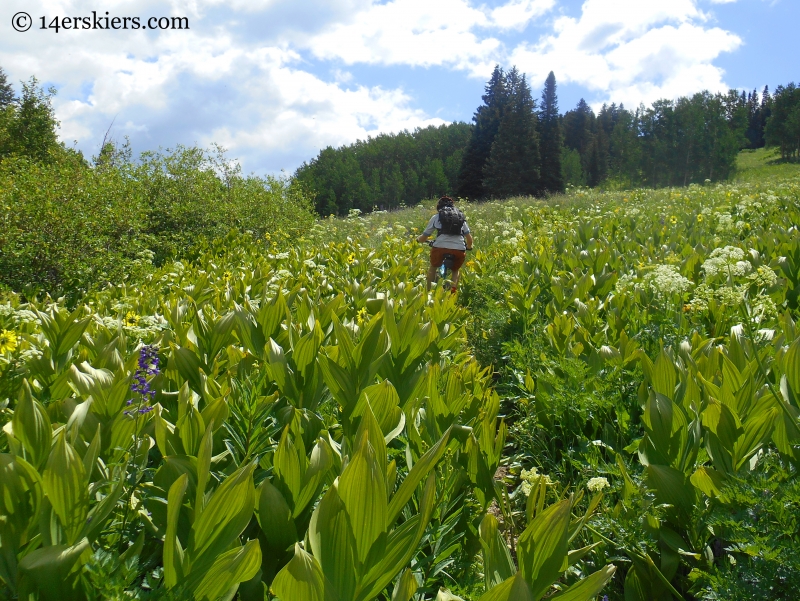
0, 145, 316, 300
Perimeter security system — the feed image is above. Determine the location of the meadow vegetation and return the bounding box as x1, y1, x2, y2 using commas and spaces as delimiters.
1, 139, 799, 601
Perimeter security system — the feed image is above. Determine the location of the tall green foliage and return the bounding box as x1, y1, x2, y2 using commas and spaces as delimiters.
538, 71, 564, 194
457, 65, 508, 200
0, 145, 315, 300
295, 123, 470, 216
0, 77, 62, 164
0, 67, 14, 107
765, 83, 800, 160
483, 69, 540, 198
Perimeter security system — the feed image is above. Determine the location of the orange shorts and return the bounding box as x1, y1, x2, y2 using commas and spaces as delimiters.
430, 247, 466, 271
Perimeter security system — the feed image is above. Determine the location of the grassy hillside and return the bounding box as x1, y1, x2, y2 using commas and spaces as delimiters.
1, 152, 799, 600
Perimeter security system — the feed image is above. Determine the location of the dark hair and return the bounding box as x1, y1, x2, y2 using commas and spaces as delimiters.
437, 196, 455, 211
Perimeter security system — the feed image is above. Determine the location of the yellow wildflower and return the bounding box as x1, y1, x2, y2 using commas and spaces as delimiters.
0, 330, 17, 354
356, 307, 368, 325
696, 214, 704, 223
123, 311, 139, 327
347, 253, 356, 264
670, 216, 678, 225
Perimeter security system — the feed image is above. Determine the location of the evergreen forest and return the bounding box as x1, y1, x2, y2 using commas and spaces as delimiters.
296, 66, 800, 215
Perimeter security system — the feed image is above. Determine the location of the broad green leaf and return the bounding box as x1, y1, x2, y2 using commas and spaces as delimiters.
477, 573, 535, 601
339, 429, 387, 565
55, 315, 92, 358
274, 426, 303, 506
43, 432, 88, 545
12, 380, 52, 470
0, 454, 42, 553
388, 427, 451, 524
173, 346, 206, 393
257, 479, 298, 552
17, 537, 90, 601
732, 408, 778, 471
550, 565, 616, 601
295, 438, 334, 517
651, 349, 677, 398
392, 569, 418, 601
357, 474, 436, 601
784, 336, 800, 396
517, 498, 572, 599
192, 539, 262, 601
195, 423, 214, 517
309, 482, 358, 601
690, 466, 724, 498
82, 426, 101, 482
188, 461, 256, 572
272, 543, 333, 601
164, 473, 188, 588
480, 513, 516, 589
176, 404, 205, 457
645, 464, 696, 523
78, 475, 125, 542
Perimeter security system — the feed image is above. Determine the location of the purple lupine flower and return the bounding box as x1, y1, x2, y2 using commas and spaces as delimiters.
129, 345, 160, 416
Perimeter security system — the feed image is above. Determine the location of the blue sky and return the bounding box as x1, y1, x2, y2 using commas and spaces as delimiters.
1, 0, 796, 175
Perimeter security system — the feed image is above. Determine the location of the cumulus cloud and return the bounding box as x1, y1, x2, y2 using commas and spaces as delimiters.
0, 0, 744, 172
509, 0, 742, 107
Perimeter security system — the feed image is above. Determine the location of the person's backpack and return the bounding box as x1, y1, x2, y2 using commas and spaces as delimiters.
438, 205, 465, 236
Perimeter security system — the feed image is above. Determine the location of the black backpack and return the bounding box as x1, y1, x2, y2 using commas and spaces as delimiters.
438, 206, 465, 236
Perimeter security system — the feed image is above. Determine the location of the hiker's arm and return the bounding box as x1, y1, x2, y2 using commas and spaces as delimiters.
418, 217, 436, 242
465, 233, 473, 249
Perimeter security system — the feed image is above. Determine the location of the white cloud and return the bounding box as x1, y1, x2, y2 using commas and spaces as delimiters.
0, 0, 745, 172
509, 0, 742, 107
304, 0, 555, 75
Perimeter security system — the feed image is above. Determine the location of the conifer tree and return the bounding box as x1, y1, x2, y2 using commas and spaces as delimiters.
538, 71, 563, 193
0, 67, 14, 107
456, 65, 508, 199
483, 69, 540, 197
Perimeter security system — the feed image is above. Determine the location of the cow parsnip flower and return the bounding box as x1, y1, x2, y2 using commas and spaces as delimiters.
702, 246, 752, 279
587, 477, 609, 492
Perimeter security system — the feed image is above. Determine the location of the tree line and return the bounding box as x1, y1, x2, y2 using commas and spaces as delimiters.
297, 66, 800, 214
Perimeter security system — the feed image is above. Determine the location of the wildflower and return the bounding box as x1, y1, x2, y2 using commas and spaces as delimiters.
587, 477, 609, 492
520, 467, 553, 496
670, 215, 678, 225
696, 214, 704, 223
0, 329, 17, 354
123, 311, 139, 327
356, 307, 368, 325
643, 264, 693, 298
347, 253, 356, 264
129, 345, 160, 416
702, 246, 752, 279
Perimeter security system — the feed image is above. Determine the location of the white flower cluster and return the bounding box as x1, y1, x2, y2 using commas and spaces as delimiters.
96, 314, 169, 338
643, 265, 693, 298
0, 303, 40, 326
702, 246, 752, 279
520, 467, 553, 497
748, 266, 778, 289
510, 256, 523, 265
616, 265, 692, 298
587, 477, 609, 492
716, 213, 735, 233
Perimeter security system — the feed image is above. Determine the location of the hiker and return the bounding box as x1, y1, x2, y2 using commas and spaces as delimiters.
417, 196, 473, 292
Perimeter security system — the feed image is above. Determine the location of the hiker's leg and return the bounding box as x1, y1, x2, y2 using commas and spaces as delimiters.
426, 265, 438, 290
